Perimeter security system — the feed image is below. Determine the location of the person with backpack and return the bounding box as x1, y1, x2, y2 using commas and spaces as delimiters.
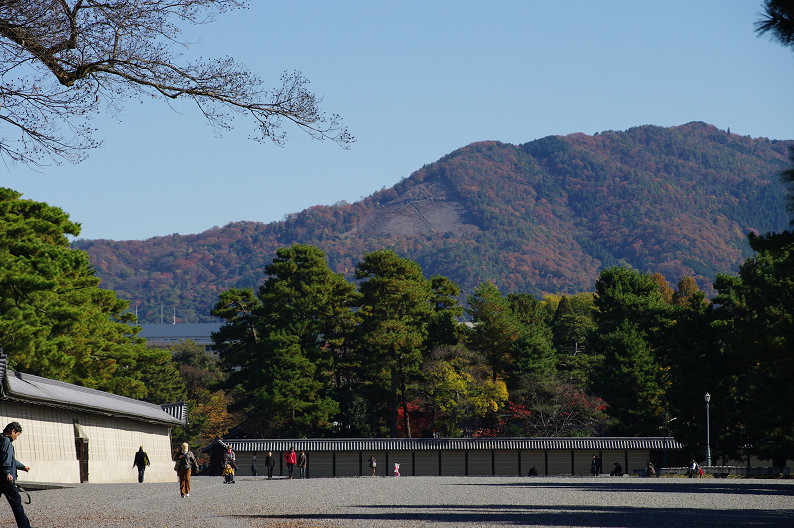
132, 446, 150, 483
173, 442, 199, 498
368, 455, 377, 477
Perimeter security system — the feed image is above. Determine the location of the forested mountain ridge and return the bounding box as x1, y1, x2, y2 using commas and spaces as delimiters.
74, 122, 793, 323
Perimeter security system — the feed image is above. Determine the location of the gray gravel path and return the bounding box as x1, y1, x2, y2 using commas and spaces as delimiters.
10, 475, 794, 528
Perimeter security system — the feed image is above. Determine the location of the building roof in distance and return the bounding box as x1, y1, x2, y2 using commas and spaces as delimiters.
137, 323, 221, 345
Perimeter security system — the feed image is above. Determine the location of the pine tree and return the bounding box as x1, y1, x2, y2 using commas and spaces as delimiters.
587, 267, 673, 434
465, 282, 521, 383
212, 245, 350, 437
0, 187, 171, 400
355, 250, 432, 437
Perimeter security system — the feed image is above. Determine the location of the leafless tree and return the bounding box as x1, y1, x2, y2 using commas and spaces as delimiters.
0, 1, 353, 166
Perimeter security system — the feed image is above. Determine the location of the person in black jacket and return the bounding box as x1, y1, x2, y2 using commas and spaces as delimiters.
264, 451, 275, 480
1, 422, 31, 528
590, 455, 601, 476
132, 446, 150, 483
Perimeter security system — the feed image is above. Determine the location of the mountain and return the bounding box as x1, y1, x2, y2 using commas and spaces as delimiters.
74, 122, 793, 323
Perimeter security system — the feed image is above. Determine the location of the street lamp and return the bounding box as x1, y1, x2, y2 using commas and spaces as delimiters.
704, 392, 712, 467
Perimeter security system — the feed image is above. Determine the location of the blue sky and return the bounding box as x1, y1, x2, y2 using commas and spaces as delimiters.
4, 1, 794, 241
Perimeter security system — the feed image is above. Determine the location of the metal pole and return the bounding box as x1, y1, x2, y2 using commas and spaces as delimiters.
705, 392, 712, 467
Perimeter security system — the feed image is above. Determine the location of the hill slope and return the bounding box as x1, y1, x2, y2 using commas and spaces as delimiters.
74, 122, 793, 322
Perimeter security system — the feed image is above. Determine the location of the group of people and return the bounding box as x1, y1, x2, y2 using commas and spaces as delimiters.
686, 458, 704, 478
592, 456, 626, 477
239, 448, 308, 480
168, 444, 315, 497
281, 447, 308, 479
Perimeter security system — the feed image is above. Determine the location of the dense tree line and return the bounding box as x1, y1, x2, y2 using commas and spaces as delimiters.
206, 234, 793, 467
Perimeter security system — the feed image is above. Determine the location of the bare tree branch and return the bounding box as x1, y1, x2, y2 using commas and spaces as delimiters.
0, 0, 353, 166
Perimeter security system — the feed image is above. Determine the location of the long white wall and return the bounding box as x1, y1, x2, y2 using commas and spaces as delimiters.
1, 401, 176, 483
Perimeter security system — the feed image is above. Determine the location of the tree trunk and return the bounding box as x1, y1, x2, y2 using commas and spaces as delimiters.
400, 366, 411, 438
390, 366, 399, 438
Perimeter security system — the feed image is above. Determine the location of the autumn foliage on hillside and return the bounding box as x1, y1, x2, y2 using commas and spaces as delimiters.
73, 122, 792, 323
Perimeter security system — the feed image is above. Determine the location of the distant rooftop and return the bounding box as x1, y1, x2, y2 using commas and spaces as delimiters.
137, 323, 222, 345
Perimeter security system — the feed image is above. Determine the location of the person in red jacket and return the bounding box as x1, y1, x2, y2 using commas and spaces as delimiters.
285, 448, 297, 479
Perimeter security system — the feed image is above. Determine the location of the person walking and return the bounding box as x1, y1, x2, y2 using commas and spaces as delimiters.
368, 455, 377, 477
251, 453, 257, 476
1, 422, 31, 528
591, 455, 600, 476
265, 451, 275, 480
285, 448, 296, 479
224, 446, 237, 483
132, 446, 150, 483
174, 442, 199, 498
298, 450, 307, 479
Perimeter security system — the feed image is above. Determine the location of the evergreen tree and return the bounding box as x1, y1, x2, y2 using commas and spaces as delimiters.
355, 250, 433, 437
465, 282, 521, 383
506, 293, 556, 386
212, 245, 348, 437
588, 267, 673, 435
0, 187, 169, 400
707, 232, 794, 465
551, 295, 597, 386
664, 280, 720, 461
756, 1, 794, 51
426, 275, 464, 350
211, 287, 262, 380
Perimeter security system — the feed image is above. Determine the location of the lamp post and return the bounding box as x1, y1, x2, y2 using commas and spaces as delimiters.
704, 392, 712, 467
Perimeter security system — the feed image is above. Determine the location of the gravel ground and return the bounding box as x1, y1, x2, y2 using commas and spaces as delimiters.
7, 475, 794, 528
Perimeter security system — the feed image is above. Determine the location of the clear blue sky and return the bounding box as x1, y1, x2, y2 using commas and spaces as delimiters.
4, 1, 794, 241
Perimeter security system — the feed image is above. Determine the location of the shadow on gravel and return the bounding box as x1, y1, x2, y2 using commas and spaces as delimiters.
449, 481, 794, 496
235, 504, 793, 527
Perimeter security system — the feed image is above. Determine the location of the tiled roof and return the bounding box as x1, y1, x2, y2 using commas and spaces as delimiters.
1, 353, 185, 426
208, 436, 683, 453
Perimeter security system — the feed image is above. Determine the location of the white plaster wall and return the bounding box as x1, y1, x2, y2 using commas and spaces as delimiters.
1, 401, 80, 483
0, 401, 177, 484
